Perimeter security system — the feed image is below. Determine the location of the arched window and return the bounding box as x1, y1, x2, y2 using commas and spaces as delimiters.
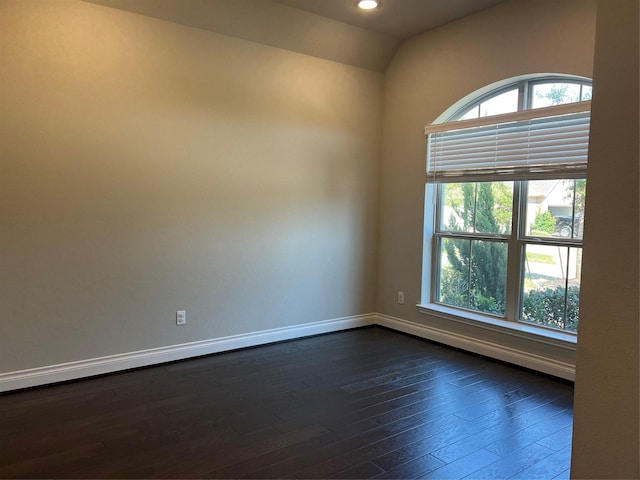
452, 77, 592, 120
421, 75, 592, 334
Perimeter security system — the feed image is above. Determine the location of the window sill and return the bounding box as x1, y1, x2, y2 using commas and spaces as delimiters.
417, 303, 577, 351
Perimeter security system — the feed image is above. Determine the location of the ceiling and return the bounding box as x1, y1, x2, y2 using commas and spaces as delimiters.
86, 0, 507, 71
275, 0, 506, 39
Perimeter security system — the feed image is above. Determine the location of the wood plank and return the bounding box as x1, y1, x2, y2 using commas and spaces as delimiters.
0, 327, 574, 479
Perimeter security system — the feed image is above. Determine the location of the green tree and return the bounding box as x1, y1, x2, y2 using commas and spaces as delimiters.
567, 178, 586, 214
491, 182, 513, 233
536, 84, 580, 106
561, 178, 587, 237
441, 183, 507, 315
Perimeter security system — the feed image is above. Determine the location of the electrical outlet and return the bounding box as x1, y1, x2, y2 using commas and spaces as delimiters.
397, 291, 405, 305
176, 310, 186, 326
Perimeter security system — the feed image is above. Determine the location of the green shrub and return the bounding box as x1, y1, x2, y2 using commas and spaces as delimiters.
522, 285, 579, 332
439, 266, 505, 315
531, 210, 556, 235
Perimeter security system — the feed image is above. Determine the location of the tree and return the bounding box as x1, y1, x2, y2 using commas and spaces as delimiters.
535, 84, 580, 106
560, 178, 586, 238
491, 182, 513, 232
566, 178, 586, 214
441, 182, 507, 315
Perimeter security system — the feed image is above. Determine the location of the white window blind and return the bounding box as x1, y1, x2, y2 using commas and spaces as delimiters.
425, 101, 591, 182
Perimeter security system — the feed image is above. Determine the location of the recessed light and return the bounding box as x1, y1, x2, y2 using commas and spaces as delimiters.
357, 0, 379, 10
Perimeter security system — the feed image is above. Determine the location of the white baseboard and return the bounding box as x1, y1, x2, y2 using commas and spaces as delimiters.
0, 314, 375, 393
0, 312, 575, 393
375, 313, 575, 381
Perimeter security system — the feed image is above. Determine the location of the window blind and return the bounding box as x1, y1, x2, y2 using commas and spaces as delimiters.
426, 102, 591, 183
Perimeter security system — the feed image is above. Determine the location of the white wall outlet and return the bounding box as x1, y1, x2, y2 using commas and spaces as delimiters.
176, 310, 186, 326
397, 291, 405, 305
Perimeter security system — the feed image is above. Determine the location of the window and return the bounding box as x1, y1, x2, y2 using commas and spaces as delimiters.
422, 76, 591, 334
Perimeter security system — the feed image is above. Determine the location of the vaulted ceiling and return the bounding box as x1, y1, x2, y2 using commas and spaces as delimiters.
85, 0, 506, 71
276, 0, 506, 39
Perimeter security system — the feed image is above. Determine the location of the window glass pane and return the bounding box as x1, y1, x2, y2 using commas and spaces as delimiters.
439, 237, 470, 309
525, 179, 585, 239
484, 181, 513, 234
440, 183, 474, 233
479, 89, 518, 117
440, 182, 513, 234
571, 179, 586, 239
521, 245, 581, 332
531, 82, 581, 108
458, 105, 480, 121
581, 85, 592, 101
438, 238, 507, 316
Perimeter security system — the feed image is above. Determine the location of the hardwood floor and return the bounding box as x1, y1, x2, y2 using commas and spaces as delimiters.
0, 327, 574, 479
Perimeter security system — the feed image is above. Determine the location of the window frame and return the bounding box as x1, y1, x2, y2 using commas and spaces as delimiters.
421, 76, 591, 339
449, 76, 593, 121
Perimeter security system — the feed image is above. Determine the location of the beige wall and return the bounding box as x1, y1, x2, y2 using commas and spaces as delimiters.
571, 0, 639, 477
377, 0, 596, 366
0, 0, 382, 372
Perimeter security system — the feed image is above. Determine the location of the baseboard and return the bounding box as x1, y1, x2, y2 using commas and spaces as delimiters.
375, 313, 575, 381
0, 312, 575, 392
0, 314, 376, 392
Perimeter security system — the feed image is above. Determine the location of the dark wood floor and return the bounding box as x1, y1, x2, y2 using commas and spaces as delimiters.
0, 327, 574, 479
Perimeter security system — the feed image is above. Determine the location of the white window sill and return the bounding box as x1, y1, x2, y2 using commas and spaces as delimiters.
417, 303, 577, 351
